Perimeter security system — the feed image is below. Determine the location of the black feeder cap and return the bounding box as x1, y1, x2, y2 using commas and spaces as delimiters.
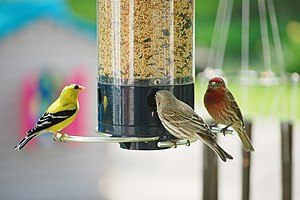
97, 83, 194, 150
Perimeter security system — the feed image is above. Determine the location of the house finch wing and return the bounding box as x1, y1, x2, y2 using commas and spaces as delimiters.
226, 89, 244, 126
226, 89, 254, 151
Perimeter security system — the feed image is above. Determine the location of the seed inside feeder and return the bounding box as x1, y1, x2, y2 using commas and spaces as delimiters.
97, 0, 194, 85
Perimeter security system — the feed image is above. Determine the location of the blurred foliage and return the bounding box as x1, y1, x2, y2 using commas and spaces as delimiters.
69, 0, 300, 73
196, 0, 300, 73
68, 0, 96, 22
196, 77, 300, 120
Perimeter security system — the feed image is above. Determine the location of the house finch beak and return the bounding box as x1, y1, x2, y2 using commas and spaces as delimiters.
155, 90, 233, 162
204, 77, 255, 152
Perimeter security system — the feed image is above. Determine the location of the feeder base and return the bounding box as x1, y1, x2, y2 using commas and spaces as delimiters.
97, 82, 194, 150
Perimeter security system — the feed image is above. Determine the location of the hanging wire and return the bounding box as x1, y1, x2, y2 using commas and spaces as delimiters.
267, 0, 285, 75
241, 0, 250, 72
215, 0, 234, 69
258, 0, 272, 72
204, 0, 234, 80
290, 73, 299, 120
266, 0, 288, 118
206, 0, 227, 69
241, 0, 250, 114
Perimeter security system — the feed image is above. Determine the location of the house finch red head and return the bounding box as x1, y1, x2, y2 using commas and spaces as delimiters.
204, 77, 255, 152
155, 90, 233, 162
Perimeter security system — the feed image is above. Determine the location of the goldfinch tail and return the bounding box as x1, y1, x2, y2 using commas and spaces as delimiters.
13, 134, 36, 151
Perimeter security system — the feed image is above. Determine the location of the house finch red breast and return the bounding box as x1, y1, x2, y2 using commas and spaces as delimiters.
155, 90, 233, 162
204, 77, 255, 152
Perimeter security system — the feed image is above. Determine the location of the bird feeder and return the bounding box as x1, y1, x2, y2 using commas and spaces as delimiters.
54, 0, 232, 148
97, 0, 195, 150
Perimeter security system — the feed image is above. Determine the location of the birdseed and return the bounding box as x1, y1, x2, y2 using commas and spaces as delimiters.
98, 0, 194, 85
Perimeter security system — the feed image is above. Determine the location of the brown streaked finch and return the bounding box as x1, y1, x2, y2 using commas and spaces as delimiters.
204, 77, 255, 152
155, 90, 233, 162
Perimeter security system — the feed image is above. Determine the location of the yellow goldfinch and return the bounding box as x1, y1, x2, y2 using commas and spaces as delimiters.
14, 84, 85, 151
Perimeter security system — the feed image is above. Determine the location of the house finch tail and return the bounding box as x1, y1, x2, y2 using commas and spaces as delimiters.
232, 124, 254, 152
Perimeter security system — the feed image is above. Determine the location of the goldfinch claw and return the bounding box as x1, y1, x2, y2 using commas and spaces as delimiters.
59, 133, 68, 142
53, 132, 68, 142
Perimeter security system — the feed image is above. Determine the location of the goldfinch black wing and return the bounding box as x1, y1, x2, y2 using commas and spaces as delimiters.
27, 109, 77, 135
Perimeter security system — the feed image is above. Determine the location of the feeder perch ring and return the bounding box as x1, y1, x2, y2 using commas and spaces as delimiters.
55, 127, 233, 148
158, 139, 198, 148
57, 132, 160, 143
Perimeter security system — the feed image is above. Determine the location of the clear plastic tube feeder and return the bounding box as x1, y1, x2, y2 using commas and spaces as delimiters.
97, 0, 195, 150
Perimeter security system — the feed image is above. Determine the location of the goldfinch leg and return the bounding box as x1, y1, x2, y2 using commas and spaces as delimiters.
53, 133, 60, 141
58, 132, 69, 142
53, 132, 69, 142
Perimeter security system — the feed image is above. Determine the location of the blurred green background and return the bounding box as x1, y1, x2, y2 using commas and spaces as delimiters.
66, 0, 300, 119
195, 0, 300, 73
68, 0, 300, 73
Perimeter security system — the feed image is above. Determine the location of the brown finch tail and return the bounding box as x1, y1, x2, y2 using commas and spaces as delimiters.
197, 134, 233, 162
233, 125, 255, 152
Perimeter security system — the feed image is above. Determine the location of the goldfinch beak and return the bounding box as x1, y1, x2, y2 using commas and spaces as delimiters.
79, 86, 86, 90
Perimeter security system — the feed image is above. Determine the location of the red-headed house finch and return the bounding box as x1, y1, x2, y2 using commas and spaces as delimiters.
155, 90, 233, 162
204, 77, 255, 152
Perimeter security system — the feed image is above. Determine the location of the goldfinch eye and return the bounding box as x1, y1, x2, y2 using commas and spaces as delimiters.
74, 85, 79, 89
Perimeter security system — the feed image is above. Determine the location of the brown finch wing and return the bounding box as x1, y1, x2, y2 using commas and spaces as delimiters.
159, 106, 215, 138
226, 89, 244, 126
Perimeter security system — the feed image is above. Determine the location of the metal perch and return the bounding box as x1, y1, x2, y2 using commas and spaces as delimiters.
55, 127, 233, 148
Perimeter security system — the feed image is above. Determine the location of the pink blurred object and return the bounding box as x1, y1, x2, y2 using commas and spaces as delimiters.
20, 76, 39, 149
63, 67, 89, 137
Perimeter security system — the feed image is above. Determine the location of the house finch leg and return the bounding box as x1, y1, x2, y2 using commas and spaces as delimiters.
186, 140, 191, 146
170, 139, 178, 148
221, 124, 232, 136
